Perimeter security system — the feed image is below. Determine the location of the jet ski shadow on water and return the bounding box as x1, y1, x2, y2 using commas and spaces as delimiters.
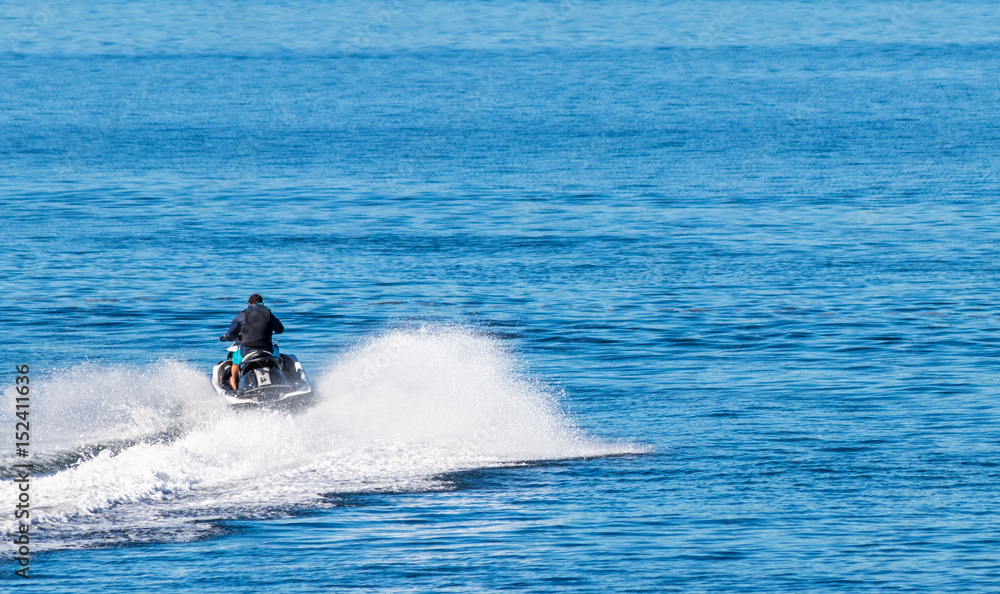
211, 343, 314, 411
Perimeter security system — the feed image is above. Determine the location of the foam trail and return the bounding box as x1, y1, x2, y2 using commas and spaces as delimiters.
313, 326, 611, 459
1, 360, 221, 475
1, 326, 646, 551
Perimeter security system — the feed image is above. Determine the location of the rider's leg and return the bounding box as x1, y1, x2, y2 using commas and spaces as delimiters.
230, 363, 240, 391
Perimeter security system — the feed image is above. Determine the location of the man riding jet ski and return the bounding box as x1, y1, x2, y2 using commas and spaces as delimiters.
221, 293, 283, 391
212, 293, 313, 409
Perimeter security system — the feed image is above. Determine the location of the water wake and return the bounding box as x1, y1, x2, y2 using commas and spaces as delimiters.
1, 326, 644, 551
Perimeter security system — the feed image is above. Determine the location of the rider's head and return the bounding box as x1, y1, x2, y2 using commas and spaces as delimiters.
248, 293, 264, 305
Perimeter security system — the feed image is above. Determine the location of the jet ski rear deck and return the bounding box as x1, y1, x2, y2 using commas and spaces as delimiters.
212, 344, 314, 411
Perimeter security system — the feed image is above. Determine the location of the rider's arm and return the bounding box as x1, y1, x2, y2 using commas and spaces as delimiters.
220, 312, 245, 342
271, 314, 284, 335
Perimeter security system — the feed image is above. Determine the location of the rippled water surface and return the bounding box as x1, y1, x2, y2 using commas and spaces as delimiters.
3, 1, 1000, 591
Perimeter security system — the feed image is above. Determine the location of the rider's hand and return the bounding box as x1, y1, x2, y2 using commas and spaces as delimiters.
220, 335, 227, 341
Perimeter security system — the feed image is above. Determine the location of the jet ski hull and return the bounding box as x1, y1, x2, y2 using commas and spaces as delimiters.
212, 352, 314, 411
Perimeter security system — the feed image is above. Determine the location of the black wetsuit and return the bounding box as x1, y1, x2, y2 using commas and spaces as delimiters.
222, 304, 284, 356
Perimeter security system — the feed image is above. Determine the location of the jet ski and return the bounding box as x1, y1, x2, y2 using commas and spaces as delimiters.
211, 342, 314, 410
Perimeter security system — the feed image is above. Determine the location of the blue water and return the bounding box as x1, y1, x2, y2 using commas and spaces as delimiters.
4, 1, 1000, 591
